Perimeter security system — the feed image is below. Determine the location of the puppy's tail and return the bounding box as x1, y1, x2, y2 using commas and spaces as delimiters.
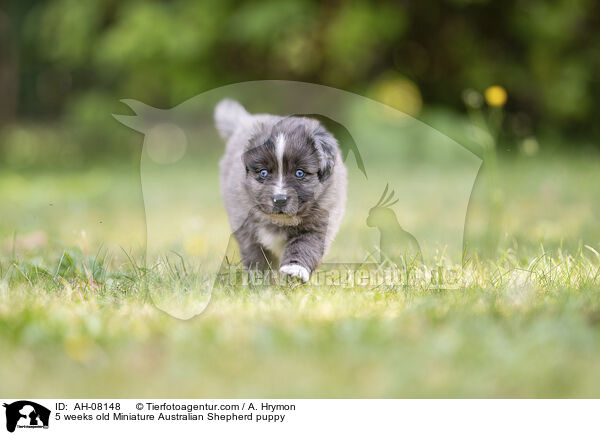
214, 99, 249, 140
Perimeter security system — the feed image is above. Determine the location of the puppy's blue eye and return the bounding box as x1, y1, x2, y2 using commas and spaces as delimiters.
295, 169, 305, 178
259, 169, 268, 178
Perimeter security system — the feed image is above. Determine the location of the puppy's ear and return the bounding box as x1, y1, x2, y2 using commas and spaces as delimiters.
310, 122, 337, 182
245, 121, 271, 151
241, 121, 271, 172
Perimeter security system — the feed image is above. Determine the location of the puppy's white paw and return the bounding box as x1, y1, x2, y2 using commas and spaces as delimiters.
279, 264, 310, 283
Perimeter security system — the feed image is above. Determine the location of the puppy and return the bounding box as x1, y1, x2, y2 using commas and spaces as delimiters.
215, 99, 347, 282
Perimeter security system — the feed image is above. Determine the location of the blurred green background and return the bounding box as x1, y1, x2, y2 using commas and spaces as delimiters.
3, 0, 600, 399
1, 0, 600, 168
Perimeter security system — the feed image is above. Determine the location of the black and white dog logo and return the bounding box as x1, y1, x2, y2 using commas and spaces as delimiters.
3, 401, 50, 433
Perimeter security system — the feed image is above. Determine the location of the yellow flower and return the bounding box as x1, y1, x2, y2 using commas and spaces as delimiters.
484, 85, 507, 107
371, 73, 423, 117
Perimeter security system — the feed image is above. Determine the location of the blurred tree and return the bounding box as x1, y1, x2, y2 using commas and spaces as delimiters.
1, 0, 599, 163
0, 7, 18, 124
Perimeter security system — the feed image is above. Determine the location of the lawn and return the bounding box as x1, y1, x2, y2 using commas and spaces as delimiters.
1, 151, 600, 398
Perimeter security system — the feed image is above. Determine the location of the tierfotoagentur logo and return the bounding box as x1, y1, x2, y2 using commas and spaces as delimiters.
114, 81, 482, 319
3, 401, 50, 433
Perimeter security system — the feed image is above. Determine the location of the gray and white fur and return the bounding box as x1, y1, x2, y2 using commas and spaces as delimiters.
215, 99, 347, 282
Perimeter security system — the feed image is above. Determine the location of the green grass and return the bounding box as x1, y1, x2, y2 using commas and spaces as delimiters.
2, 152, 600, 398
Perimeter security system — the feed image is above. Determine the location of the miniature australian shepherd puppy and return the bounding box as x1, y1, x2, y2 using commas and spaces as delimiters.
215, 99, 347, 282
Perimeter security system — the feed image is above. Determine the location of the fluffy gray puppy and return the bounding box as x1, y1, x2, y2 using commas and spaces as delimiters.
215, 99, 347, 282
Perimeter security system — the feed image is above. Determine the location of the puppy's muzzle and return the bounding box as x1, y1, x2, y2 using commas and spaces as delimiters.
272, 194, 288, 213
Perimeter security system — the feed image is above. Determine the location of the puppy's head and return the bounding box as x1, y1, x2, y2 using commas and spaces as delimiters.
242, 117, 337, 222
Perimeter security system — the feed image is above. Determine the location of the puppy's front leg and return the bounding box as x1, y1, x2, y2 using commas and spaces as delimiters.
279, 232, 325, 283
234, 225, 274, 270
241, 243, 274, 270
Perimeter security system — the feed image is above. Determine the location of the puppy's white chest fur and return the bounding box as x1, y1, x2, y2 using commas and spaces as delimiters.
256, 226, 286, 258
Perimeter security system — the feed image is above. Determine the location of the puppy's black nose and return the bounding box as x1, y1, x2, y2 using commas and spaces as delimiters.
273, 194, 288, 208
